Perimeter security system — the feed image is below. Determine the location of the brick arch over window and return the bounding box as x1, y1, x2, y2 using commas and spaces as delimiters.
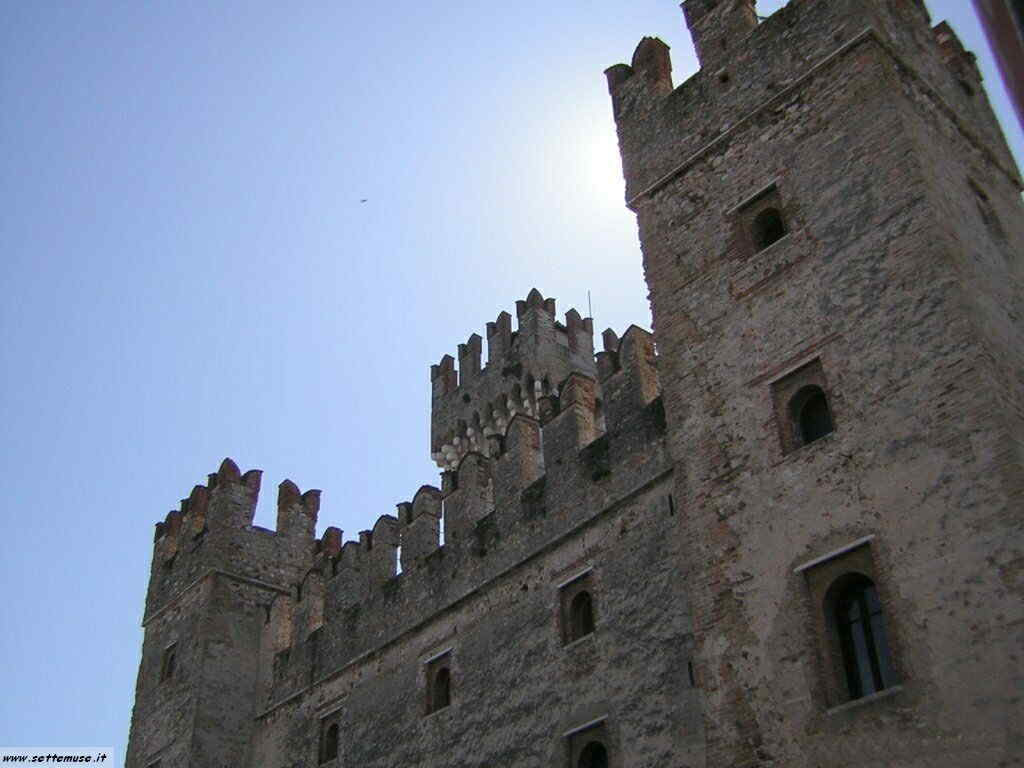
824, 572, 897, 700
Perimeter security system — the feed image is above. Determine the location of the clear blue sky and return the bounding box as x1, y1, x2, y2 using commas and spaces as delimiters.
1, 0, 1020, 758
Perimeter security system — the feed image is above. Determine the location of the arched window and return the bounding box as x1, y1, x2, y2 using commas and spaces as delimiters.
830, 574, 897, 700
431, 666, 451, 712
752, 208, 786, 250
790, 386, 833, 446
319, 722, 339, 764
424, 651, 452, 715
570, 591, 595, 641
160, 643, 177, 682
578, 741, 608, 768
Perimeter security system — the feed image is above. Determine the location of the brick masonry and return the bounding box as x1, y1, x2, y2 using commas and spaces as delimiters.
126, 1, 1024, 766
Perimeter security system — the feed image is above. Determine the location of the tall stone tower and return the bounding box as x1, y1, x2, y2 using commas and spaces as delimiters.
606, 0, 1023, 766
125, 461, 321, 768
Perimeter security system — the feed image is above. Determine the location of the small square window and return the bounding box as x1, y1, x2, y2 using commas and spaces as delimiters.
728, 183, 790, 259
770, 359, 835, 455
159, 643, 177, 683
559, 571, 596, 646
424, 651, 452, 715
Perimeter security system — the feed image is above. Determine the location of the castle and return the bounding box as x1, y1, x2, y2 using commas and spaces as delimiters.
126, 1, 1024, 766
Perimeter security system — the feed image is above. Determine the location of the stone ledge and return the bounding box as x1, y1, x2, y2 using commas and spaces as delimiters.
826, 684, 903, 716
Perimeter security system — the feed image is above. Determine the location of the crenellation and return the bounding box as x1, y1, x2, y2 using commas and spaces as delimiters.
631, 36, 673, 92
207, 457, 261, 529
430, 354, 457, 398
429, 289, 596, 472
681, 0, 757, 74
276, 479, 320, 539
442, 452, 494, 549
608, 0, 912, 203
491, 413, 544, 515
329, 539, 369, 612
366, 515, 400, 584
399, 486, 443, 572
457, 333, 483, 386
319, 526, 342, 558
181, 484, 209, 538
543, 373, 601, 458
160, 509, 182, 542
485, 310, 513, 363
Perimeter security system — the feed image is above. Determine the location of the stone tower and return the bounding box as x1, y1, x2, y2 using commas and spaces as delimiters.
125, 461, 321, 768
606, 0, 1023, 766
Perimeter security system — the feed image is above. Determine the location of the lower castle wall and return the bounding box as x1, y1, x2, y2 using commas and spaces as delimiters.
251, 474, 702, 767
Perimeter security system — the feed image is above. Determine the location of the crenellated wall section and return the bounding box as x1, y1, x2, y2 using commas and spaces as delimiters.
262, 325, 669, 712
140, 305, 673, 728
430, 288, 597, 471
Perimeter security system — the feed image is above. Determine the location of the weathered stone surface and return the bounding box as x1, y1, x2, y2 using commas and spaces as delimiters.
609, 0, 1023, 765
126, 1, 1023, 766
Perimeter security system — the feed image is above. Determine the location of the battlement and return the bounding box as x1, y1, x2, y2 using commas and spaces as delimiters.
262, 338, 670, 704
430, 288, 596, 471
145, 459, 322, 622
602, 0, 1011, 205
144, 310, 670, 710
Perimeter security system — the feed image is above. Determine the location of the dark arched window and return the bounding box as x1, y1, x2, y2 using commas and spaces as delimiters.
578, 741, 608, 768
160, 644, 177, 682
319, 722, 339, 764
831, 575, 896, 700
570, 591, 595, 641
790, 386, 833, 446
431, 666, 451, 712
752, 208, 786, 250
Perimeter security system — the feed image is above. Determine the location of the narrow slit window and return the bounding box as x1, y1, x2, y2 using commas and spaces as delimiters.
424, 652, 453, 715
560, 571, 597, 646
570, 591, 595, 641
319, 722, 339, 764
159, 643, 177, 683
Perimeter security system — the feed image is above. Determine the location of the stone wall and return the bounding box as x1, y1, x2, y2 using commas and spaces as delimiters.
607, 0, 1024, 765
125, 1, 1024, 765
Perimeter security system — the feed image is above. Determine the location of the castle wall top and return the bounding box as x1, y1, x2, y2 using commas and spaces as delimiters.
430, 288, 595, 470
603, 0, 1020, 205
